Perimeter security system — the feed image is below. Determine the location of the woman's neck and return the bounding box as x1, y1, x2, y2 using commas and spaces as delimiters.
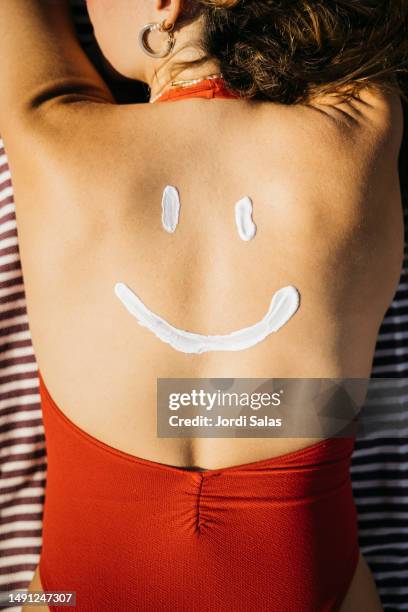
145, 17, 221, 103
148, 57, 222, 103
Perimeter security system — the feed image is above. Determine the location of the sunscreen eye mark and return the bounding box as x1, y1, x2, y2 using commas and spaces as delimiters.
162, 185, 180, 233
235, 196, 257, 241
114, 282, 300, 354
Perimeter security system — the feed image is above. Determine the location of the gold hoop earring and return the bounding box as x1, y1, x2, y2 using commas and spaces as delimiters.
139, 20, 175, 59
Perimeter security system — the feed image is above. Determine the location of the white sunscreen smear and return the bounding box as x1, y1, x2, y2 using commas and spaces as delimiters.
161, 185, 180, 233
235, 196, 256, 241
114, 282, 300, 354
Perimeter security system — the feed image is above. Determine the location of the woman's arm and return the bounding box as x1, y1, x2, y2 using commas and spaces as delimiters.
0, 0, 113, 135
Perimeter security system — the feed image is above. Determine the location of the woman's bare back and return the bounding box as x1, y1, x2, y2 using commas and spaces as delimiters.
5, 89, 402, 471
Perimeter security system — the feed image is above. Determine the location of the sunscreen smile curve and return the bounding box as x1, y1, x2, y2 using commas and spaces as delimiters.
114, 282, 300, 354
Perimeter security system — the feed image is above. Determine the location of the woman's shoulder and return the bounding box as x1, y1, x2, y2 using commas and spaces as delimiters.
254, 86, 403, 203
287, 87, 403, 160
250, 86, 403, 246
6, 84, 402, 163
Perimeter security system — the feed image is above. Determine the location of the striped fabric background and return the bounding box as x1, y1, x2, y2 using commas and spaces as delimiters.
351, 251, 408, 611
1, 2, 407, 610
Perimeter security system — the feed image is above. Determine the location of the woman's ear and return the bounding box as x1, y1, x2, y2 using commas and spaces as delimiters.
155, 0, 184, 27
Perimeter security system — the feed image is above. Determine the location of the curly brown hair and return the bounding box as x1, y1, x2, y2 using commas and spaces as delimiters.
187, 0, 408, 104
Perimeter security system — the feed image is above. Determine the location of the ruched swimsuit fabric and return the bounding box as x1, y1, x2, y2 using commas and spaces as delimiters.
37, 78, 360, 611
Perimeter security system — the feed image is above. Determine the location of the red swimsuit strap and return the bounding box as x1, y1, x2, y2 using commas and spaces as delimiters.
155, 76, 240, 103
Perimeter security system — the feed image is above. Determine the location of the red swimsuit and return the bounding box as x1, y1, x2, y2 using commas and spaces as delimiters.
38, 79, 360, 611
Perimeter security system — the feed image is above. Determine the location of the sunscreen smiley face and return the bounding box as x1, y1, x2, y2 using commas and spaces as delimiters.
118, 186, 299, 353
